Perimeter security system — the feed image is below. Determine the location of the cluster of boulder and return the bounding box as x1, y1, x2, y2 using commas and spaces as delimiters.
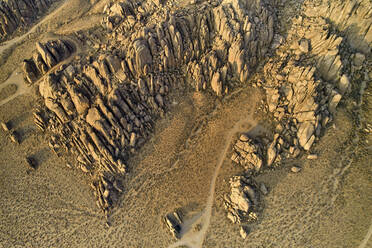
27, 0, 276, 215
22, 39, 74, 84
0, 0, 58, 40
163, 211, 183, 239
102, 0, 275, 96
224, 175, 260, 226
260, 1, 368, 161
225, 0, 371, 238
232, 0, 370, 176
25, 0, 370, 223
231, 134, 264, 172
31, 47, 176, 214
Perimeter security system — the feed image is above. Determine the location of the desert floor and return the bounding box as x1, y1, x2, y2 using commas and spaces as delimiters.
0, 0, 371, 247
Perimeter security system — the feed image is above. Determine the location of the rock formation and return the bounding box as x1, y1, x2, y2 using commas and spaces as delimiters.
27, 0, 276, 215
0, 0, 59, 40
224, 175, 260, 224
102, 0, 275, 95
231, 134, 264, 171
23, 0, 370, 227
225, 0, 371, 237
164, 211, 183, 239
22, 39, 74, 84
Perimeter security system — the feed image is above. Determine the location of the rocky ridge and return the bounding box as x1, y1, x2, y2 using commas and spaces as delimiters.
224, 175, 260, 225
0, 0, 59, 40
25, 0, 276, 216
13, 0, 371, 236
224, 0, 371, 234
22, 39, 74, 85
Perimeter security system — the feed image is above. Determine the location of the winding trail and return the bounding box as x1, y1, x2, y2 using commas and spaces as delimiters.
168, 116, 257, 248
359, 223, 372, 248
0, 0, 70, 56
0, 34, 81, 108
0, 0, 72, 108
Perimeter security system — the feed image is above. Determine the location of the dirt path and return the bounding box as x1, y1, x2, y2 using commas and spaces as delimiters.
359, 223, 372, 248
0, 35, 81, 108
168, 117, 258, 248
0, 0, 70, 56
0, 69, 31, 107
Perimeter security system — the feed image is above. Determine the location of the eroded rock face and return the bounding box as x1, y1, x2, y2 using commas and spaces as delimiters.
224, 0, 371, 236
0, 0, 59, 40
23, 39, 74, 84
231, 134, 264, 171
102, 0, 275, 96
224, 175, 260, 224
28, 0, 276, 215
164, 211, 183, 239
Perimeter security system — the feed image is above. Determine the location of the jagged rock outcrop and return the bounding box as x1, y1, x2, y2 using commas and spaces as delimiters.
254, 0, 371, 167
91, 172, 123, 217
224, 1, 371, 236
102, 0, 275, 96
303, 0, 372, 54
26, 0, 370, 222
224, 175, 260, 224
29, 0, 275, 214
32, 48, 171, 213
22, 39, 74, 84
0, 0, 58, 40
231, 134, 264, 171
164, 211, 183, 239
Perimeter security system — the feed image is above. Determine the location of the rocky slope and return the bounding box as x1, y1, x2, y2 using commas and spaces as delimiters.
24, 0, 276, 216
223, 0, 371, 235
2, 0, 370, 243
0, 0, 59, 41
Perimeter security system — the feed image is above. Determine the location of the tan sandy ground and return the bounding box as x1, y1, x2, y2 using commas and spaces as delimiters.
0, 0, 371, 247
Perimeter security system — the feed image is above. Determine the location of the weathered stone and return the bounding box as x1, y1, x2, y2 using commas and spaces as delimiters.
133, 39, 153, 75
130, 132, 136, 147
353, 53, 365, 66
211, 72, 223, 96
297, 122, 315, 149
225, 175, 260, 224
329, 92, 342, 114
1, 121, 10, 132
267, 142, 277, 166
291, 166, 301, 173
230, 187, 250, 212
22, 59, 39, 84
259, 183, 268, 195
110, 3, 124, 16
307, 154, 318, 160
36, 42, 57, 68
338, 75, 350, 95
240, 226, 249, 239
299, 39, 310, 53
232, 137, 263, 171
9, 131, 19, 144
